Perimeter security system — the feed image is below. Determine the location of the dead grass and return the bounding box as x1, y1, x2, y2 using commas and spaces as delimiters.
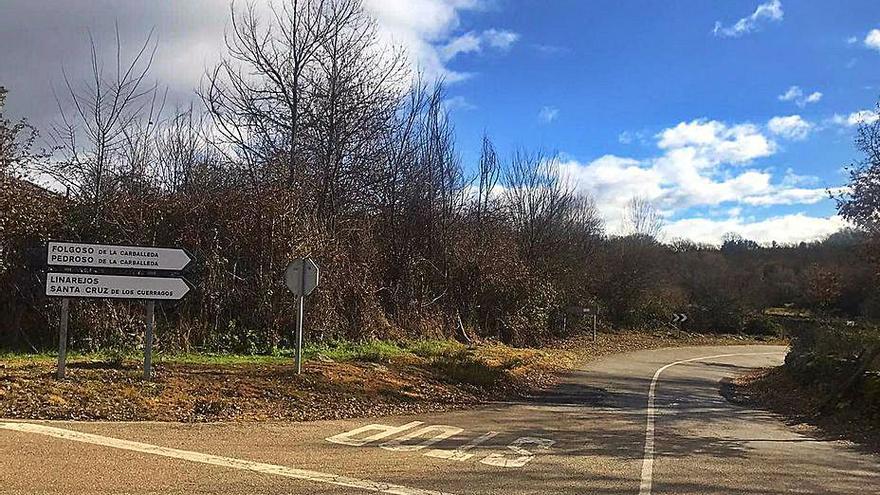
0, 330, 780, 422
726, 367, 880, 454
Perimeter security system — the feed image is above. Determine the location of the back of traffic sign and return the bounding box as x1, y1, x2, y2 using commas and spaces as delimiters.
285, 257, 320, 375
285, 258, 319, 296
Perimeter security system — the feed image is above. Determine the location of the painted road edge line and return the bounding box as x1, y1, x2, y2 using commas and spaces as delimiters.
637, 351, 786, 495
0, 422, 456, 495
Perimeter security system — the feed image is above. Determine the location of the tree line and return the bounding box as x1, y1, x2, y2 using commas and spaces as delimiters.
1, 0, 878, 353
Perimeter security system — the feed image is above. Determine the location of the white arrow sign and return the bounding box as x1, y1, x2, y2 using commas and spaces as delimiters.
47, 241, 192, 271
671, 313, 688, 323
46, 273, 191, 300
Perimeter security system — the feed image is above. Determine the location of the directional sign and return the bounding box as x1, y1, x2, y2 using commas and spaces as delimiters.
47, 241, 192, 271
285, 258, 320, 296
671, 313, 688, 323
46, 272, 190, 300
565, 305, 591, 315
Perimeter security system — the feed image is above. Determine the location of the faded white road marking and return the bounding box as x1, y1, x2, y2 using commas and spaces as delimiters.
638, 351, 785, 495
424, 431, 499, 461
1, 422, 455, 495
380, 425, 463, 452
326, 421, 423, 447
480, 437, 555, 468
327, 423, 553, 468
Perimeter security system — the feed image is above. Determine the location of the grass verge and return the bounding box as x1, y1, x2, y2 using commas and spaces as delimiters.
0, 330, 780, 422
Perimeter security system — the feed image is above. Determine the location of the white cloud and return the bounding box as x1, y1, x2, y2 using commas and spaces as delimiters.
538, 106, 559, 123
554, 117, 840, 241
767, 115, 813, 140
440, 32, 482, 60
665, 214, 849, 245
656, 119, 775, 165
364, 0, 518, 82
713, 0, 784, 38
741, 187, 832, 206
830, 109, 880, 127
847, 36, 859, 44
618, 130, 648, 145
866, 28, 880, 52
439, 28, 519, 61
443, 95, 476, 112
777, 86, 822, 107
482, 29, 519, 50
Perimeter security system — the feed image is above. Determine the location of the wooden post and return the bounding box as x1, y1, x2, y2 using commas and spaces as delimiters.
57, 298, 69, 379
144, 300, 155, 380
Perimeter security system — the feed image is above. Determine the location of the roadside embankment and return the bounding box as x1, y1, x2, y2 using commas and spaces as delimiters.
1, 331, 778, 422
726, 323, 880, 453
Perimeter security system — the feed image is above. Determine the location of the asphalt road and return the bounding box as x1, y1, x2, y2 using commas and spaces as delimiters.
2, 344, 879, 494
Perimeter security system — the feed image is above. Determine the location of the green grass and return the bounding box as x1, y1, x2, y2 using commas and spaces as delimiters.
0, 339, 469, 366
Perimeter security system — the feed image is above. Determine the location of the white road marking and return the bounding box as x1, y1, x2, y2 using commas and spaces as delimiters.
638, 351, 785, 495
480, 437, 555, 468
1, 422, 455, 495
326, 421, 423, 447
381, 425, 464, 452
424, 431, 499, 462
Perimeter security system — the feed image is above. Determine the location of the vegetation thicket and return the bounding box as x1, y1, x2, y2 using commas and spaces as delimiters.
1, 0, 878, 357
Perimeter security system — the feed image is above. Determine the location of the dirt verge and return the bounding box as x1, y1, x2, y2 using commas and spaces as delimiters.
725, 366, 880, 454
1, 331, 778, 422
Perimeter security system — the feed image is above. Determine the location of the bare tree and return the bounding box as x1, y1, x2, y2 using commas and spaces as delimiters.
200, 0, 328, 187
0, 87, 38, 176
474, 133, 500, 222
304, 0, 407, 221
622, 196, 664, 240
44, 25, 160, 225
503, 149, 574, 261
152, 106, 218, 194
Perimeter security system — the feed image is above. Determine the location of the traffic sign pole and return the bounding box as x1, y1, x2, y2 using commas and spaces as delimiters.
285, 257, 319, 375
296, 294, 304, 374
57, 298, 69, 379
592, 312, 597, 342
144, 300, 155, 380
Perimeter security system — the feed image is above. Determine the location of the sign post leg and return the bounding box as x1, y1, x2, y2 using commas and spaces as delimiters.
296, 294, 304, 374
144, 300, 155, 380
592, 313, 597, 342
57, 298, 69, 380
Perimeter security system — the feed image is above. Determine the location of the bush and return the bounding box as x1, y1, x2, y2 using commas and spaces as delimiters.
743, 315, 782, 337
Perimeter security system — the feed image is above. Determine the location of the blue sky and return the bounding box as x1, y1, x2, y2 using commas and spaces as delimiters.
2, 0, 879, 243
431, 0, 880, 243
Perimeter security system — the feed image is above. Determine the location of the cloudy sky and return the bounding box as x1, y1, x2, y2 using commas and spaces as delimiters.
2, 0, 879, 244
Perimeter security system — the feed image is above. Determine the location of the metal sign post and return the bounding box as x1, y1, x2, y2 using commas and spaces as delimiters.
45, 241, 192, 381
592, 310, 598, 342
285, 257, 320, 374
57, 298, 69, 379
144, 301, 155, 380
564, 305, 597, 341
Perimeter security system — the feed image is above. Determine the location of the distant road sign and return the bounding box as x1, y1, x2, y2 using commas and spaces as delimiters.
565, 305, 591, 315
46, 272, 190, 300
671, 313, 688, 323
47, 241, 192, 271
285, 258, 320, 296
